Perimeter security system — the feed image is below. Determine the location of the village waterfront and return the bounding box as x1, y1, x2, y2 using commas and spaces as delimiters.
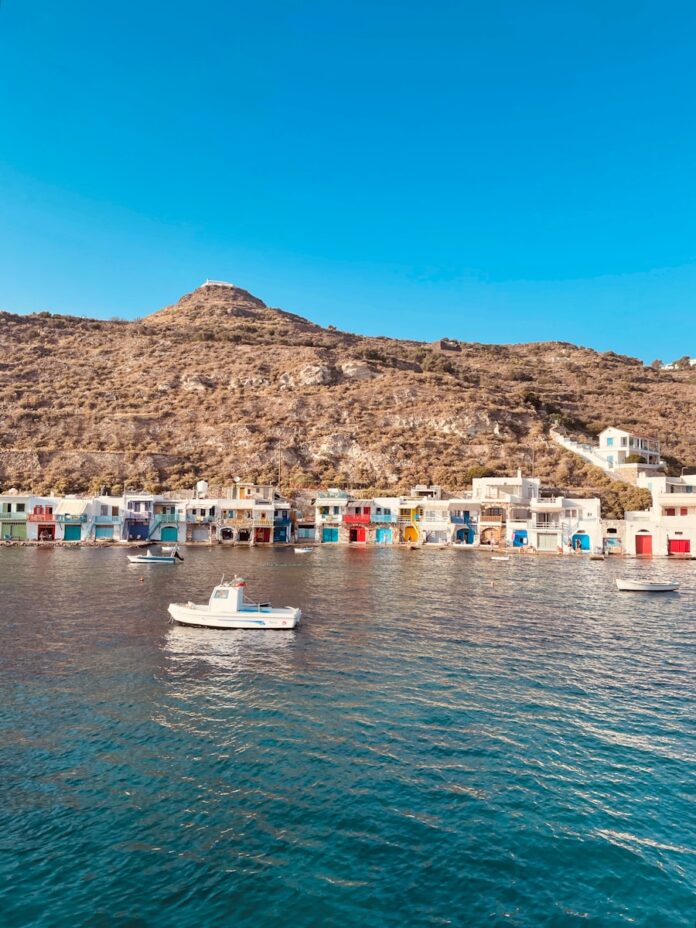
1, 544, 694, 927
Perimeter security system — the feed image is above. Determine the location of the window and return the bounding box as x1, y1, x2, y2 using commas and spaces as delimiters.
681, 508, 688, 516
213, 589, 229, 600
606, 437, 614, 447
101, 505, 108, 516
665, 508, 675, 516
621, 437, 627, 447
17, 503, 25, 512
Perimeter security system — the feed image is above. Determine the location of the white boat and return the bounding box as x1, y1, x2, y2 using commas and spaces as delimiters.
168, 577, 301, 629
615, 578, 679, 592
294, 546, 314, 554
128, 547, 184, 564
491, 555, 510, 561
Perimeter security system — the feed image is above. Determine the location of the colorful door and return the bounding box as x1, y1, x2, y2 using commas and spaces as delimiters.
572, 532, 590, 551
635, 534, 652, 555
322, 527, 338, 543
403, 525, 418, 543
95, 525, 113, 540
273, 526, 288, 543
375, 527, 392, 544
668, 538, 690, 554
64, 524, 81, 541
2, 522, 27, 540
255, 527, 271, 543
161, 526, 178, 542
349, 527, 366, 543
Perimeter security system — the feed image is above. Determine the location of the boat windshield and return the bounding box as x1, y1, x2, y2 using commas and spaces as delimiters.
212, 589, 229, 599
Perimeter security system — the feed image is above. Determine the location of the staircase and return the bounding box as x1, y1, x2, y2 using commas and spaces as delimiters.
550, 430, 632, 484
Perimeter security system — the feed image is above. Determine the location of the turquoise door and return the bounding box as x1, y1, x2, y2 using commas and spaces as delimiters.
161, 526, 178, 542
64, 524, 81, 541
322, 527, 339, 543
375, 527, 392, 544
572, 532, 590, 550
95, 525, 113, 540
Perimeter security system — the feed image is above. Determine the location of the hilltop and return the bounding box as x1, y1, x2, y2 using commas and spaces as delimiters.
1, 281, 693, 516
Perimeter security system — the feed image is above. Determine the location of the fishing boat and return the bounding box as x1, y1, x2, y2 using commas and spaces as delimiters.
294, 546, 314, 554
128, 547, 184, 565
615, 578, 679, 592
168, 577, 301, 629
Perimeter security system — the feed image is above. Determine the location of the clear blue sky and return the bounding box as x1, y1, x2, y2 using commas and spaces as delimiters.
1, 1, 695, 362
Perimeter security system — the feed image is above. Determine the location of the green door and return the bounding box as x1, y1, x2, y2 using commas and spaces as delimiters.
161, 526, 178, 542
2, 522, 27, 540
64, 524, 82, 541
95, 525, 113, 540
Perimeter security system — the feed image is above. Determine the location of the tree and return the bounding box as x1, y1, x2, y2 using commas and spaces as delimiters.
625, 453, 646, 464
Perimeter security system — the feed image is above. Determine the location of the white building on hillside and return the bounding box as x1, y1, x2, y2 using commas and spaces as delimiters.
596, 428, 661, 469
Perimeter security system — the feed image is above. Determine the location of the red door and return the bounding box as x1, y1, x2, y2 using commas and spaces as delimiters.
350, 527, 366, 543
635, 534, 653, 556
668, 538, 690, 554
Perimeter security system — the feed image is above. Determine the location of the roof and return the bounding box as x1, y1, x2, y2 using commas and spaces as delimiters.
55, 498, 89, 515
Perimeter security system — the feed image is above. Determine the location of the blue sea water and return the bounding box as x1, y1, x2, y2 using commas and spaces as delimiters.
0, 545, 694, 927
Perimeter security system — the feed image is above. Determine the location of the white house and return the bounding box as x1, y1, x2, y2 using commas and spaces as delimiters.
625, 472, 696, 556
596, 428, 661, 470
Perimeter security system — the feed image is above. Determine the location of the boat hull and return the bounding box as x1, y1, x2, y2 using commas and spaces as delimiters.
615, 579, 679, 592
128, 555, 178, 564
168, 603, 301, 629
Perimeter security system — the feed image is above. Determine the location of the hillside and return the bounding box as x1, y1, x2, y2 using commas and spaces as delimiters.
1, 281, 693, 516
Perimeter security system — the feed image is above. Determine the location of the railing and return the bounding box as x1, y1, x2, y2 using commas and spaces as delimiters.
450, 515, 471, 524
186, 514, 215, 523
273, 516, 292, 526
480, 514, 506, 523
220, 516, 254, 525
372, 513, 395, 523
124, 511, 150, 522
153, 512, 180, 523
317, 513, 343, 522
94, 515, 122, 524
28, 511, 55, 522
535, 521, 561, 530
1, 511, 28, 521
532, 497, 562, 506
344, 514, 371, 524
55, 513, 88, 523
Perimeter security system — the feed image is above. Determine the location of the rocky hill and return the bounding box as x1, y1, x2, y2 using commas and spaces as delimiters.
1, 281, 693, 516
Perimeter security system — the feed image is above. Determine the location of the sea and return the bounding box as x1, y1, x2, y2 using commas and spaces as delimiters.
1, 545, 694, 927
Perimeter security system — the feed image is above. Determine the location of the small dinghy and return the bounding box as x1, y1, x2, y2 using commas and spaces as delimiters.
294, 546, 314, 554
491, 555, 510, 561
615, 578, 679, 592
168, 577, 301, 629
590, 554, 605, 561
128, 547, 184, 565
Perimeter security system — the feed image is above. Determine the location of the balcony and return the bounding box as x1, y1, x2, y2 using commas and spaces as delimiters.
273, 516, 292, 526
124, 511, 150, 522
372, 513, 395, 523
153, 512, 180, 524
344, 514, 371, 524
317, 512, 343, 523
94, 515, 122, 524
531, 497, 563, 509
480, 513, 506, 523
535, 521, 561, 530
450, 515, 471, 524
186, 514, 215, 523
56, 513, 88, 523
1, 511, 28, 521
221, 515, 253, 525
28, 510, 55, 522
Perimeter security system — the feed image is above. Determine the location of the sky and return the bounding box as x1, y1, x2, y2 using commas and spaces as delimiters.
0, 0, 695, 362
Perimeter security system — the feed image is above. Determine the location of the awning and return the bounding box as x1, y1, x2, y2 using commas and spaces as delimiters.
55, 499, 89, 516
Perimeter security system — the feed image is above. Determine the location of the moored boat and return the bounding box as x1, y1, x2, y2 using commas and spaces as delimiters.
294, 546, 314, 554
615, 578, 679, 592
128, 547, 184, 565
168, 577, 301, 629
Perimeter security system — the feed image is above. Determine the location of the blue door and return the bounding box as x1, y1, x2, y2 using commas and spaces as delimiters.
322, 527, 338, 543
572, 532, 590, 551
274, 526, 288, 543
456, 527, 474, 544
161, 526, 178, 542
64, 524, 81, 541
513, 530, 528, 547
127, 521, 149, 540
95, 525, 113, 540
375, 527, 392, 544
